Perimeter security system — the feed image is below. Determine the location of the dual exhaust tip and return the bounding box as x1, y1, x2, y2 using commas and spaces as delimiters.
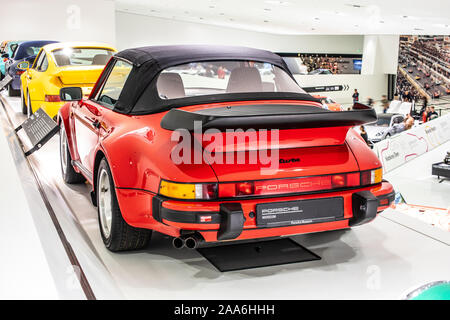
172, 234, 204, 249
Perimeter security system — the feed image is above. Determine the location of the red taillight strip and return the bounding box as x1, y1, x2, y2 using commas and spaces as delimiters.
45, 94, 61, 102
219, 172, 360, 198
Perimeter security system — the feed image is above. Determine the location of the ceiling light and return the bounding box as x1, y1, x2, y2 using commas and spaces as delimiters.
346, 4, 364, 8
264, 20, 269, 23
264, 8, 271, 11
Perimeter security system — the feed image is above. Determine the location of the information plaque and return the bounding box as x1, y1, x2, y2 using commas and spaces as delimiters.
0, 75, 12, 91
15, 108, 59, 156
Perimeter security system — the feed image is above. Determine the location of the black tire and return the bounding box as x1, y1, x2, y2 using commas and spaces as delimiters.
8, 84, 20, 97
97, 158, 152, 252
59, 122, 86, 184
26, 91, 33, 117
21, 88, 27, 115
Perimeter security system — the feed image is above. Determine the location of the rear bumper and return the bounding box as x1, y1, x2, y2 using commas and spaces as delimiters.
151, 181, 394, 242
37, 101, 65, 119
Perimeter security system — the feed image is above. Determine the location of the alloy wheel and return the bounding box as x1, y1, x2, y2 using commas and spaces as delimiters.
98, 168, 113, 239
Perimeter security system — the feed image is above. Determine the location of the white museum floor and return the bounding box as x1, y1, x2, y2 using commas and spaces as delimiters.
0, 92, 449, 300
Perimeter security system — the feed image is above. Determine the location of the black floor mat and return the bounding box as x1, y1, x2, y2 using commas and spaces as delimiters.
197, 238, 321, 272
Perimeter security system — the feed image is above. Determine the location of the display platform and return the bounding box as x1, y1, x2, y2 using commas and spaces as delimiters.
1, 93, 449, 300
197, 238, 321, 272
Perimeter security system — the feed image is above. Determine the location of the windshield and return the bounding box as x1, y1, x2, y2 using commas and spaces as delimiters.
15, 45, 42, 60
9, 43, 18, 57
52, 47, 114, 66
156, 60, 305, 99
375, 117, 391, 127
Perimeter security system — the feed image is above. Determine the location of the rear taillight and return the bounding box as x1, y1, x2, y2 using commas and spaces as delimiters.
16, 70, 25, 75
3, 58, 7, 62
360, 168, 383, 186
159, 180, 217, 200
159, 169, 382, 200
236, 182, 254, 196
45, 95, 61, 102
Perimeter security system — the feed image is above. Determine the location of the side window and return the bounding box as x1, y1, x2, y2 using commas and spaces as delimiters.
96, 60, 133, 109
37, 54, 48, 72
32, 51, 44, 70
10, 44, 18, 58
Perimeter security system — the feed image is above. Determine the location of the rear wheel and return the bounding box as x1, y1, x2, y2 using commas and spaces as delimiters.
8, 84, 19, 97
60, 122, 85, 184
97, 158, 151, 252
26, 91, 33, 117
21, 88, 27, 115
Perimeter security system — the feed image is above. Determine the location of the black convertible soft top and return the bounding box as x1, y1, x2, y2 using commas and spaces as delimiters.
106, 45, 320, 115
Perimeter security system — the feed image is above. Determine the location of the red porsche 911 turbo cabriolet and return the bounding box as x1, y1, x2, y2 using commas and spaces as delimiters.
58, 45, 394, 252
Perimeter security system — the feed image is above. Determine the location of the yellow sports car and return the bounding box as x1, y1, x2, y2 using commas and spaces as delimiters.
19, 42, 117, 119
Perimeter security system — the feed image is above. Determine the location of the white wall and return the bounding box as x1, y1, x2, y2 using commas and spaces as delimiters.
115, 11, 364, 53
0, 0, 116, 45
115, 12, 395, 106
1, 4, 394, 106
362, 35, 399, 75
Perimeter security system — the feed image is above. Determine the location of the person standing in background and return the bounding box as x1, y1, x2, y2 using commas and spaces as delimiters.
422, 106, 430, 123
381, 95, 389, 113
405, 114, 414, 130
352, 89, 359, 103
359, 125, 369, 145
427, 106, 438, 121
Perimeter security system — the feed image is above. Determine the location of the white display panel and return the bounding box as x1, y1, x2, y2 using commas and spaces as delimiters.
373, 113, 450, 173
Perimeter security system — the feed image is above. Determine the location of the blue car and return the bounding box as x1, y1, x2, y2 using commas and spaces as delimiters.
5, 40, 58, 96
0, 41, 21, 79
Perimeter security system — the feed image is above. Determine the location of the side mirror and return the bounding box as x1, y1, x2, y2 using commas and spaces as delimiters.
60, 87, 83, 101
17, 61, 29, 71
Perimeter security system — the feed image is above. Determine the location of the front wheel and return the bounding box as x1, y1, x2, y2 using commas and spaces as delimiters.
60, 122, 86, 184
97, 158, 152, 252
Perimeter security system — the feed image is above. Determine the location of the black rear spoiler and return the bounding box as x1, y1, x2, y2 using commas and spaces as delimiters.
161, 103, 377, 131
